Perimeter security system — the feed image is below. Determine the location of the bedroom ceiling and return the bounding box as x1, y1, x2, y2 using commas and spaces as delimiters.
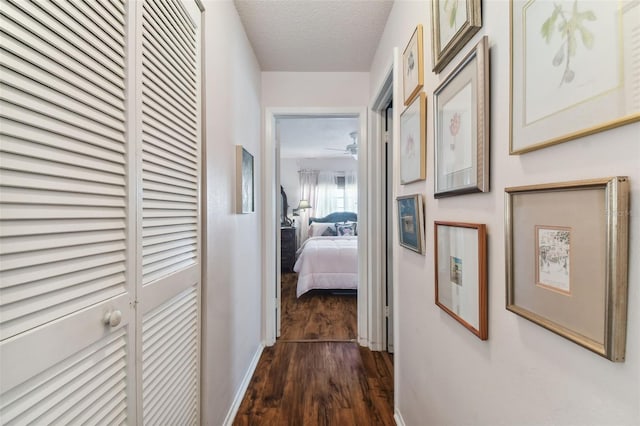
233, 0, 394, 71
278, 117, 360, 159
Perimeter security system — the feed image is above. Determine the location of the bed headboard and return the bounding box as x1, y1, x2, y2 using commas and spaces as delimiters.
309, 211, 357, 225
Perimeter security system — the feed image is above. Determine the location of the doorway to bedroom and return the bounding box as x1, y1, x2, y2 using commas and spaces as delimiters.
277, 115, 361, 342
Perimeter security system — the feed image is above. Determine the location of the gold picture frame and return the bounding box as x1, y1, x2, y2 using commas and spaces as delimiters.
435, 221, 488, 340
400, 92, 426, 185
403, 24, 424, 106
510, 0, 640, 154
505, 177, 630, 361
431, 0, 482, 74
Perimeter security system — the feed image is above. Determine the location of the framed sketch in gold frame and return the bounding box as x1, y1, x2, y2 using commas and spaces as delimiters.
403, 24, 424, 105
434, 36, 489, 197
505, 177, 630, 361
510, 0, 640, 154
397, 194, 425, 254
431, 0, 482, 73
435, 221, 488, 340
236, 145, 254, 214
400, 92, 426, 185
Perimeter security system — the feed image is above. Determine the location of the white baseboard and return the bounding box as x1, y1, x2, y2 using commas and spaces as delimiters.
394, 408, 406, 426
222, 343, 265, 426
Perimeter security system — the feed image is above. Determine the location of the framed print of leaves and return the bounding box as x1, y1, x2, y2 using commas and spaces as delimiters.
510, 0, 640, 154
431, 0, 482, 73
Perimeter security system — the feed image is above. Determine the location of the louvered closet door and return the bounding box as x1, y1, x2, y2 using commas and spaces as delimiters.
0, 0, 135, 423
138, 0, 202, 424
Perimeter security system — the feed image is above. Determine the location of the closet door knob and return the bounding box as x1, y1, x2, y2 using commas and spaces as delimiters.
104, 310, 122, 327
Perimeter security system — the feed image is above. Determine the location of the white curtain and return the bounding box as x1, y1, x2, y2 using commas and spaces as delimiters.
344, 170, 358, 213
298, 169, 318, 243
314, 171, 338, 218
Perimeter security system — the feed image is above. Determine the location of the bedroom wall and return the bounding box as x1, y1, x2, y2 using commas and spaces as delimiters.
201, 1, 263, 425
280, 157, 358, 217
370, 2, 640, 425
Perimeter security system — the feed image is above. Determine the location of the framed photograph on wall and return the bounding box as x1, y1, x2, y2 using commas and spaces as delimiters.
434, 36, 489, 197
510, 0, 640, 154
435, 221, 487, 340
403, 24, 424, 106
236, 145, 254, 214
400, 92, 426, 185
396, 194, 425, 254
431, 0, 482, 73
505, 177, 630, 361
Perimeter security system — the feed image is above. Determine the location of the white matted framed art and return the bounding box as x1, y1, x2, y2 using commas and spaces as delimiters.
403, 24, 424, 106
434, 221, 488, 340
510, 0, 640, 154
431, 0, 482, 73
434, 36, 489, 197
400, 92, 426, 185
505, 177, 630, 361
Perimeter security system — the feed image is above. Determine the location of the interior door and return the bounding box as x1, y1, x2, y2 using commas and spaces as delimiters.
275, 120, 282, 338
0, 0, 136, 421
137, 0, 202, 424
384, 103, 394, 353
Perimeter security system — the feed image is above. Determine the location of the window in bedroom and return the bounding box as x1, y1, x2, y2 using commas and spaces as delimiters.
336, 175, 346, 211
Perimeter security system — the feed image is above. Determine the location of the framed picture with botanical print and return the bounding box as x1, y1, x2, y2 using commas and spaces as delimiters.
505, 177, 630, 361
434, 221, 487, 340
403, 24, 424, 105
431, 0, 482, 73
400, 92, 426, 185
510, 0, 640, 154
396, 194, 425, 254
236, 145, 254, 214
433, 36, 489, 197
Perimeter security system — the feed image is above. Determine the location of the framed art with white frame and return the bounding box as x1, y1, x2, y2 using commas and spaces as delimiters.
510, 0, 640, 154
431, 0, 482, 73
434, 36, 489, 197
397, 194, 425, 254
435, 221, 488, 340
400, 92, 426, 185
505, 177, 630, 361
403, 24, 424, 106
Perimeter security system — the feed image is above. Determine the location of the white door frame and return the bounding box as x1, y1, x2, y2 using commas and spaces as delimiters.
262, 107, 369, 347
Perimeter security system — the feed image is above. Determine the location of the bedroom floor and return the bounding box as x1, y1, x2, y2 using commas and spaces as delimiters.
233, 273, 394, 425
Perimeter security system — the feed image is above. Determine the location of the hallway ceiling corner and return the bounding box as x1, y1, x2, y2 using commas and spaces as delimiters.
233, 0, 394, 72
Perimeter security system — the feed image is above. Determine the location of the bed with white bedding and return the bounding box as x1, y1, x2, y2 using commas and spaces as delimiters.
293, 212, 358, 297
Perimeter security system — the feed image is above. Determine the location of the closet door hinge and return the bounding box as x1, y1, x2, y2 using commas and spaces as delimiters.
384, 306, 390, 317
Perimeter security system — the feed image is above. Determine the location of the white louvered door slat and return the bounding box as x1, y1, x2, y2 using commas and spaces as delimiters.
0, 0, 134, 423
139, 0, 202, 424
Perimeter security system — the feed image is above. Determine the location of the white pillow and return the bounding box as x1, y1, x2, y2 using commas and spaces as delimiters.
308, 222, 335, 237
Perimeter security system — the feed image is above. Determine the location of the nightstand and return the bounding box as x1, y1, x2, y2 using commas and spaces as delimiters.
280, 227, 297, 272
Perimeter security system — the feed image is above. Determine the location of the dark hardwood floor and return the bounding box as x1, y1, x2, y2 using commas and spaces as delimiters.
233, 273, 394, 425
279, 273, 357, 341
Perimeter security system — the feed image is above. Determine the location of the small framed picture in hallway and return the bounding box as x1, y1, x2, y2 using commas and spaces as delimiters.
434, 221, 487, 340
403, 24, 424, 105
236, 145, 254, 214
396, 194, 425, 254
505, 177, 630, 361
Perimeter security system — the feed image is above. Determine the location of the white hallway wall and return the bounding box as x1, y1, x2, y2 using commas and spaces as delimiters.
370, 1, 639, 425
201, 1, 263, 425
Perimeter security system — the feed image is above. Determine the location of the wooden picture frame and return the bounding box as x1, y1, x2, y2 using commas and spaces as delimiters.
396, 194, 425, 254
435, 221, 488, 340
510, 0, 640, 154
400, 92, 426, 185
434, 36, 489, 197
431, 0, 482, 73
236, 145, 254, 214
505, 177, 630, 361
403, 24, 424, 106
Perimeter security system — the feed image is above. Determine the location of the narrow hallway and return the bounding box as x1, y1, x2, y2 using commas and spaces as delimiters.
233, 274, 394, 424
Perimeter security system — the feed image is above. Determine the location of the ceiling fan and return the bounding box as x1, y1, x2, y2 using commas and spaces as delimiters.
325, 131, 358, 158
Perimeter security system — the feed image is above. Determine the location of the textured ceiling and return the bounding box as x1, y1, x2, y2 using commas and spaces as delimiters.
234, 0, 394, 71
279, 116, 360, 159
